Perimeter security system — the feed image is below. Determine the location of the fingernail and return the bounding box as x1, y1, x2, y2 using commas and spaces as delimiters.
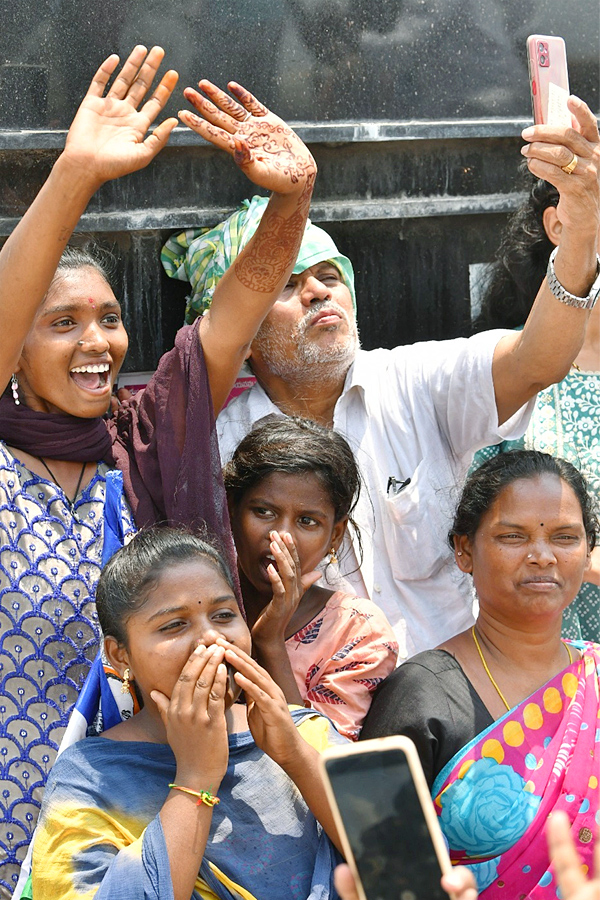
520, 146, 530, 156
521, 127, 534, 138
193, 643, 205, 656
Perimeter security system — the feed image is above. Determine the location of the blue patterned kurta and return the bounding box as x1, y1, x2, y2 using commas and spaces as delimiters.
473, 370, 600, 641
0, 443, 135, 898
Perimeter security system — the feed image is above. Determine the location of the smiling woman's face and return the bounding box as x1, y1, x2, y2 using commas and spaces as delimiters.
455, 474, 591, 623
15, 266, 128, 418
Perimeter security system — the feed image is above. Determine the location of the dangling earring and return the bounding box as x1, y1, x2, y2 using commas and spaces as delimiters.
121, 667, 131, 693
329, 546, 338, 566
10, 374, 20, 406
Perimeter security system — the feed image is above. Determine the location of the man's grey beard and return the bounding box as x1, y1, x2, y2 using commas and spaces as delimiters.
252, 302, 360, 384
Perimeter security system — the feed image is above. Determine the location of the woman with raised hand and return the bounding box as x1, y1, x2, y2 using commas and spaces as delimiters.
0, 45, 316, 895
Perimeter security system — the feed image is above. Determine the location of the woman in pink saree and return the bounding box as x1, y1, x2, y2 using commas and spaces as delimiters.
361, 450, 599, 898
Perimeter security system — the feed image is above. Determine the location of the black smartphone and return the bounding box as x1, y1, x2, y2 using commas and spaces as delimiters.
321, 736, 455, 900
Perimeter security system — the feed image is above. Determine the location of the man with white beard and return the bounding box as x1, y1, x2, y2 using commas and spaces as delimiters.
163, 101, 600, 660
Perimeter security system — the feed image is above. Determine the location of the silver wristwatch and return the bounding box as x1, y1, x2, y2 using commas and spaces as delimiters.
546, 246, 600, 310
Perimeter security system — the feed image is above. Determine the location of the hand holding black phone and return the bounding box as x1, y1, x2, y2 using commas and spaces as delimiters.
321, 736, 456, 900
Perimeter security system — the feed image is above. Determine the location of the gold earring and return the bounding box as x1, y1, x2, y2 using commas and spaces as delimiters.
329, 546, 338, 565
121, 667, 131, 693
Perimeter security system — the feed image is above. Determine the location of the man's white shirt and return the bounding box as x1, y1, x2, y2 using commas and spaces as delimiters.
218, 330, 534, 660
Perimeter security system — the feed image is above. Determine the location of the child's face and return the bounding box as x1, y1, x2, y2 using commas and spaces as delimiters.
231, 471, 346, 594
120, 558, 251, 709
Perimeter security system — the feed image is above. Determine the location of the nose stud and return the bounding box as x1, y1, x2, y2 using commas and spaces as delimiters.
77, 340, 85, 346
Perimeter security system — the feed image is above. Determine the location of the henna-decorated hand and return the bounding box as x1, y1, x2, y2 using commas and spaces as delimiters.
62, 46, 178, 186
179, 81, 316, 196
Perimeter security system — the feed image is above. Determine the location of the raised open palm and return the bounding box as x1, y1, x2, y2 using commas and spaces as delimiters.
63, 45, 179, 185
180, 81, 316, 196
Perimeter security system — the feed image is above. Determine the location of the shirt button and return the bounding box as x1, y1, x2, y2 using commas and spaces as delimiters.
373, 583, 381, 593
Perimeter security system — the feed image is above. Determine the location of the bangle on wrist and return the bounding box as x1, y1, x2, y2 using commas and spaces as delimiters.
546, 246, 600, 310
168, 783, 220, 807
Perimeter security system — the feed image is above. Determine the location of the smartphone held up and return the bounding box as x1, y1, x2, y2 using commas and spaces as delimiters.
526, 34, 571, 127
321, 736, 455, 900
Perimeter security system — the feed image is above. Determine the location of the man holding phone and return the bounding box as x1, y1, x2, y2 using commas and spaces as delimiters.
168, 93, 600, 661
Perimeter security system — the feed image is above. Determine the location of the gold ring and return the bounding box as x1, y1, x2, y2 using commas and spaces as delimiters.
561, 153, 578, 175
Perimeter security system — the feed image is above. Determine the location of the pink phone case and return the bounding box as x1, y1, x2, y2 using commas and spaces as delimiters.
527, 35, 570, 126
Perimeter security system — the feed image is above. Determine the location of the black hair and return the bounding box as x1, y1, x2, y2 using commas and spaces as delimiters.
449, 450, 598, 551
223, 416, 362, 560
474, 171, 559, 331
96, 527, 235, 646
48, 244, 117, 295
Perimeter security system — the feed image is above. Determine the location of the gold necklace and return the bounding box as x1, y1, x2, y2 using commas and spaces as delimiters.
471, 626, 573, 713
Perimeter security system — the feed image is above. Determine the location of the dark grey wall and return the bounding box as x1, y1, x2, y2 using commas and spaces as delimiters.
1, 1, 598, 369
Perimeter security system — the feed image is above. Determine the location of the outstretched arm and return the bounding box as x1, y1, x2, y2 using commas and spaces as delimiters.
0, 46, 178, 394
492, 96, 600, 425
179, 82, 316, 413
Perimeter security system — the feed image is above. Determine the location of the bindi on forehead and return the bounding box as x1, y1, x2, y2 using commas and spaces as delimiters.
87, 297, 97, 308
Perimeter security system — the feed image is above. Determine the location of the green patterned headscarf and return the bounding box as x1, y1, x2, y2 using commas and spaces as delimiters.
161, 195, 356, 323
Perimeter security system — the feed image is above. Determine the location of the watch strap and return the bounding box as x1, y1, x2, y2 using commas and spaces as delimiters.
546, 246, 600, 310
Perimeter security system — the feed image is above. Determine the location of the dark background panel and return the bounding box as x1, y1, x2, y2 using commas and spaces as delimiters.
0, 1, 597, 371
0, 0, 597, 126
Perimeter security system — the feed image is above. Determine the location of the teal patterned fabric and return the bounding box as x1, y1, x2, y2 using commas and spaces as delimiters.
472, 370, 600, 641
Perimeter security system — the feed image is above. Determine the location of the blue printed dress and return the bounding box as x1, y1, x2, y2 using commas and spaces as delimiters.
32, 708, 344, 900
0, 444, 135, 898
